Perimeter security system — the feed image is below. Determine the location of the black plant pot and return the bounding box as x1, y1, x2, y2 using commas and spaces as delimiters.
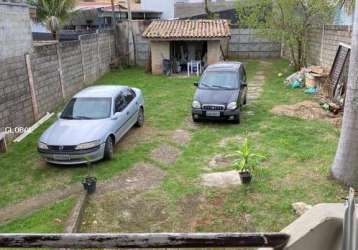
82, 176, 97, 194
239, 171, 252, 184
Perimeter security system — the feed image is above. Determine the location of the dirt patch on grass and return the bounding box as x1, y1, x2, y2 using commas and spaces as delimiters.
117, 125, 158, 150
150, 144, 181, 165
176, 193, 206, 231
207, 154, 233, 170
171, 129, 192, 145
180, 191, 252, 232
219, 135, 243, 148
96, 162, 166, 195
82, 190, 172, 233
183, 116, 200, 130
271, 100, 342, 126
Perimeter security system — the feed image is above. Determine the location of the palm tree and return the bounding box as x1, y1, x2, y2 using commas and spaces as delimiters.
331, 0, 358, 186
32, 0, 77, 40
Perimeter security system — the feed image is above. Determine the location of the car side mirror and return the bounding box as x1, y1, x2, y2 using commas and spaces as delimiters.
57, 112, 62, 119
111, 112, 121, 120
194, 82, 199, 87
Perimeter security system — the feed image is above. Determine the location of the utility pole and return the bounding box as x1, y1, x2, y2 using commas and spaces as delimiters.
127, 0, 136, 65
331, 0, 358, 186
110, 0, 120, 61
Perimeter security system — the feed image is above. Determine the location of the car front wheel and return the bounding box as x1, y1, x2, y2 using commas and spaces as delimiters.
103, 136, 114, 160
232, 113, 241, 124
135, 107, 144, 127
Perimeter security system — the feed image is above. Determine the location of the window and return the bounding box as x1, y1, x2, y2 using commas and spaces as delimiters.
114, 94, 127, 113
124, 88, 136, 104
242, 67, 247, 82
199, 71, 239, 89
61, 98, 112, 120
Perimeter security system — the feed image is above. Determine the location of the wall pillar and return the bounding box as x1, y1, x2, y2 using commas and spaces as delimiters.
150, 41, 170, 74
25, 54, 39, 121
207, 40, 222, 65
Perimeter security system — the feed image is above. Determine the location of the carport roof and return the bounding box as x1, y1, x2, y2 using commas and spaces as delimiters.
143, 19, 231, 40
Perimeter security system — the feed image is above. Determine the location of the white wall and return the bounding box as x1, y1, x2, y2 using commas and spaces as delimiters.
142, 0, 175, 19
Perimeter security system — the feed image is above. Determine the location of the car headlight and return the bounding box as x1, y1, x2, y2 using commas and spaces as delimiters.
192, 100, 201, 109
227, 102, 238, 110
38, 141, 48, 150
75, 140, 101, 150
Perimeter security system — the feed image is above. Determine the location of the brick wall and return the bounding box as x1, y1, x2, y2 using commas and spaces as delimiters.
60, 41, 84, 98
30, 44, 63, 117
229, 29, 282, 59
81, 34, 100, 84
306, 25, 352, 69
0, 31, 116, 138
0, 56, 34, 132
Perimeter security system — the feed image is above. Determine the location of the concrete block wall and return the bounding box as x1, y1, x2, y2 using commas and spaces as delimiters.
117, 20, 151, 66
307, 25, 352, 69
60, 41, 84, 98
30, 44, 63, 117
229, 29, 282, 59
0, 1, 32, 59
0, 56, 34, 132
98, 32, 112, 75
81, 34, 100, 84
0, 31, 115, 138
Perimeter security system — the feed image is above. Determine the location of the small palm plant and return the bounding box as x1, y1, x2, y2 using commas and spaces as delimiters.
82, 157, 97, 194
229, 139, 265, 184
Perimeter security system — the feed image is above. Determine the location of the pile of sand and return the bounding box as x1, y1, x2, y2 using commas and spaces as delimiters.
271, 100, 343, 128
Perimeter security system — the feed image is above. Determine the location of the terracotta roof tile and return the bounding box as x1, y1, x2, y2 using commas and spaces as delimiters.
143, 19, 231, 40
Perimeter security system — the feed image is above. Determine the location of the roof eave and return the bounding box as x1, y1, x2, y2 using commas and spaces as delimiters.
143, 36, 231, 41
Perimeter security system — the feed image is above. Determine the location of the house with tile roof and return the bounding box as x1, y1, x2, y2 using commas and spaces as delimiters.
143, 19, 231, 74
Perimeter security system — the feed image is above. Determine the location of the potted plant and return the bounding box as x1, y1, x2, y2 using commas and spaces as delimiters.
229, 139, 265, 184
82, 159, 97, 194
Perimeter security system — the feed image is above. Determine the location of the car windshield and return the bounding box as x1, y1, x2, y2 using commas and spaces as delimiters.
199, 71, 239, 89
61, 97, 112, 120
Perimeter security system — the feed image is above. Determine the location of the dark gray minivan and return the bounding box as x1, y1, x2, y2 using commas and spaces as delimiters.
192, 62, 248, 124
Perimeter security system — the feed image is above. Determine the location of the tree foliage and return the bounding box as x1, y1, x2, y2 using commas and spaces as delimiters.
236, 0, 336, 70
338, 0, 355, 14
28, 0, 77, 40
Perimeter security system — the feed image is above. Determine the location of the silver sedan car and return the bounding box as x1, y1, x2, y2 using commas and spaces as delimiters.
38, 85, 144, 165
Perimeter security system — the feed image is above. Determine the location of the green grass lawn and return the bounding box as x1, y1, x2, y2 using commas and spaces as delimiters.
0, 197, 75, 233
0, 59, 347, 233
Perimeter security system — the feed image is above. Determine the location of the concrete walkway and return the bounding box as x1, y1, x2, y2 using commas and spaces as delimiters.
247, 61, 271, 102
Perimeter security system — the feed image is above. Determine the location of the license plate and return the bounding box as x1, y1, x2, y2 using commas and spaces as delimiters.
206, 111, 221, 117
53, 154, 71, 161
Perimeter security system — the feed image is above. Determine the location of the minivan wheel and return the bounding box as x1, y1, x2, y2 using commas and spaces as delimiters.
135, 107, 144, 127
232, 114, 241, 124
103, 136, 114, 160
192, 115, 200, 123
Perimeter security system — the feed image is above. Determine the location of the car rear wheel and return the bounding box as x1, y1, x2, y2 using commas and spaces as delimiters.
135, 107, 144, 127
103, 136, 114, 160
